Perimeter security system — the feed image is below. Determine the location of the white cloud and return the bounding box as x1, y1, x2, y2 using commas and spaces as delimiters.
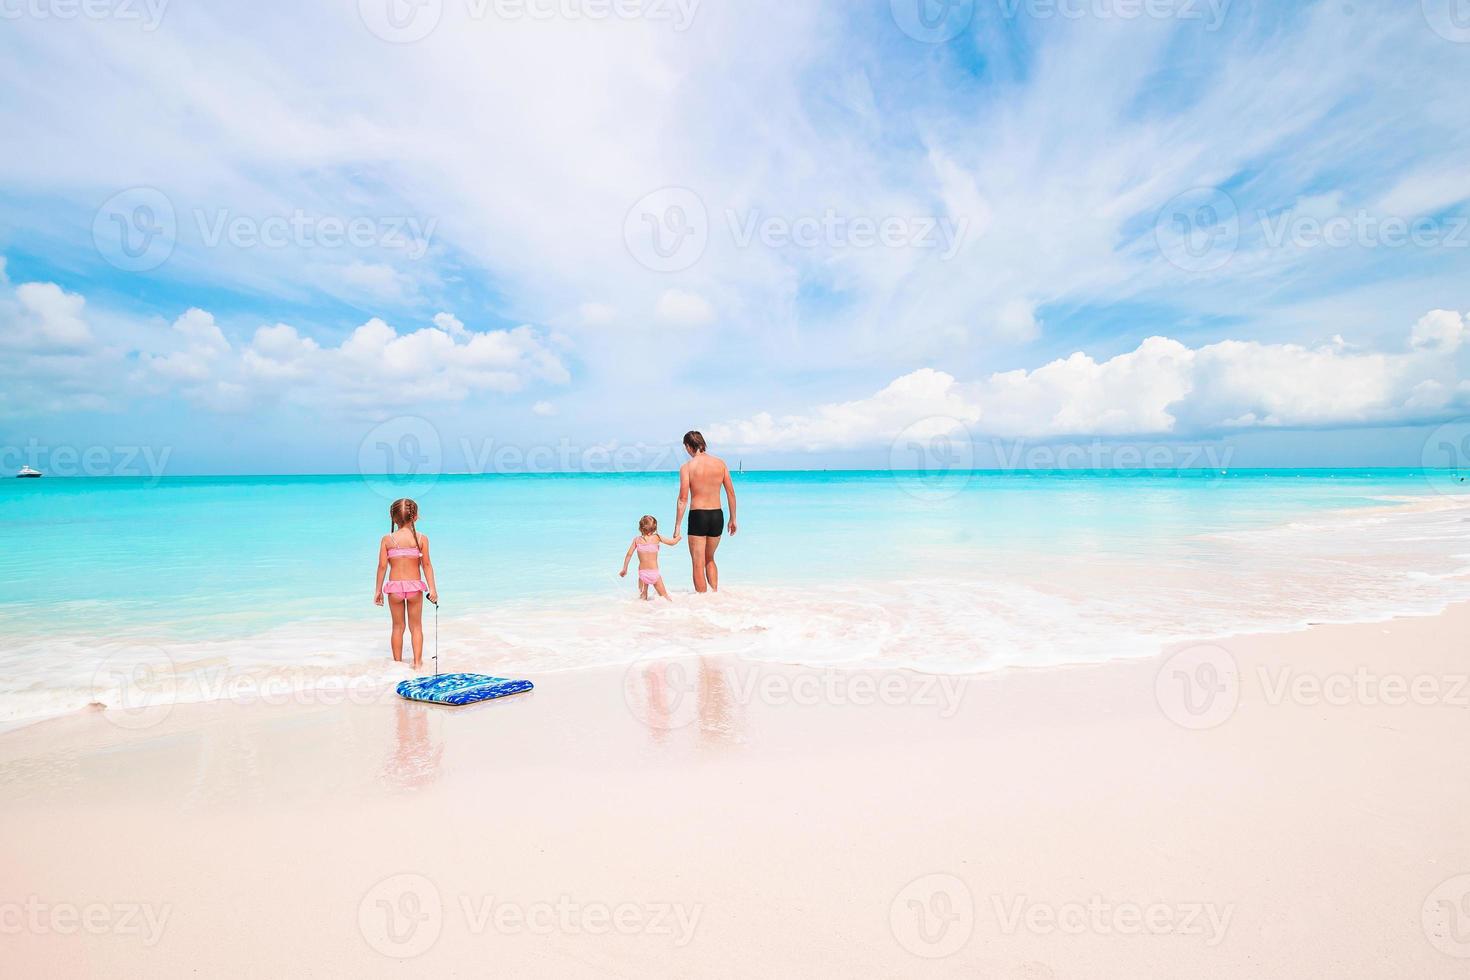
139, 308, 229, 382
8, 281, 93, 352
1410, 310, 1465, 352
654, 289, 715, 327
710, 311, 1470, 449
0, 268, 570, 417
432, 312, 468, 337
578, 302, 617, 327
532, 400, 556, 416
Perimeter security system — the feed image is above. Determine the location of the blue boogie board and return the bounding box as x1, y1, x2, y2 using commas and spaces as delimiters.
396, 673, 534, 706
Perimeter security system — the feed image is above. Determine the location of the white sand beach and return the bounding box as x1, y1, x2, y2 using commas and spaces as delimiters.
5, 601, 1469, 978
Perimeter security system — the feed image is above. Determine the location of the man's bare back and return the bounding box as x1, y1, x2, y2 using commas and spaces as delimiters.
675, 430, 737, 592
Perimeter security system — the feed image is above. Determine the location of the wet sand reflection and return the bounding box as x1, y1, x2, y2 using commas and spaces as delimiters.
630, 656, 743, 749
381, 700, 443, 791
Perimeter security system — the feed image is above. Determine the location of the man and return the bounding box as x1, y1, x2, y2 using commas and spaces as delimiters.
674, 430, 737, 592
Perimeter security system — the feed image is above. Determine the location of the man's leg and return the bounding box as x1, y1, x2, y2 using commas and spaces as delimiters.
688, 535, 709, 592
704, 535, 722, 592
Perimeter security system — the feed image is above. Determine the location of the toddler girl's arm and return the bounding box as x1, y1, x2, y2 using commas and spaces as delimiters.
619, 539, 637, 577
374, 537, 388, 605
659, 534, 681, 545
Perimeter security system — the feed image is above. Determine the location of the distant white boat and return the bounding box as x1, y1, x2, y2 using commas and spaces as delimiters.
16, 465, 41, 478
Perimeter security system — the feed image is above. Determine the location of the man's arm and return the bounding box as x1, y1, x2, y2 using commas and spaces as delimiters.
675, 465, 690, 537
723, 465, 737, 535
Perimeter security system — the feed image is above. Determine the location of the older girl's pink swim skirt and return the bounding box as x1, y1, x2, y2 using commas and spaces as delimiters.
384, 580, 428, 598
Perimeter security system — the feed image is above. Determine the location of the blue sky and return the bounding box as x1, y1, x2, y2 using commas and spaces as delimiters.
2, 0, 1470, 474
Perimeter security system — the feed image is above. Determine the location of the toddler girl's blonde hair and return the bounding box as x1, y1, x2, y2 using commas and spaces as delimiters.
639, 515, 657, 535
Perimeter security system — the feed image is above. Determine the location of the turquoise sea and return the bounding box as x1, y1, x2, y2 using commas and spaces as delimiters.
5, 469, 1470, 725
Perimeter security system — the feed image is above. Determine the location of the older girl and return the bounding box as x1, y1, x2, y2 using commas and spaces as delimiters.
375, 498, 439, 668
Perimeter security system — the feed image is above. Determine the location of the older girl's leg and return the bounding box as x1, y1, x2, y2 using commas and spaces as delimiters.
388, 595, 407, 662
406, 594, 425, 669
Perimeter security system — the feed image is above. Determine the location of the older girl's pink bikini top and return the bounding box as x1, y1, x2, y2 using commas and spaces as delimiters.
387, 548, 421, 559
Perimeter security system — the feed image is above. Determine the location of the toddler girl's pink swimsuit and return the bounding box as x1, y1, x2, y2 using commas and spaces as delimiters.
635, 537, 661, 585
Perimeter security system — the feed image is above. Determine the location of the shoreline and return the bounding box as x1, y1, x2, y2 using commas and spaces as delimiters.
5, 603, 1470, 976
8, 568, 1470, 737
